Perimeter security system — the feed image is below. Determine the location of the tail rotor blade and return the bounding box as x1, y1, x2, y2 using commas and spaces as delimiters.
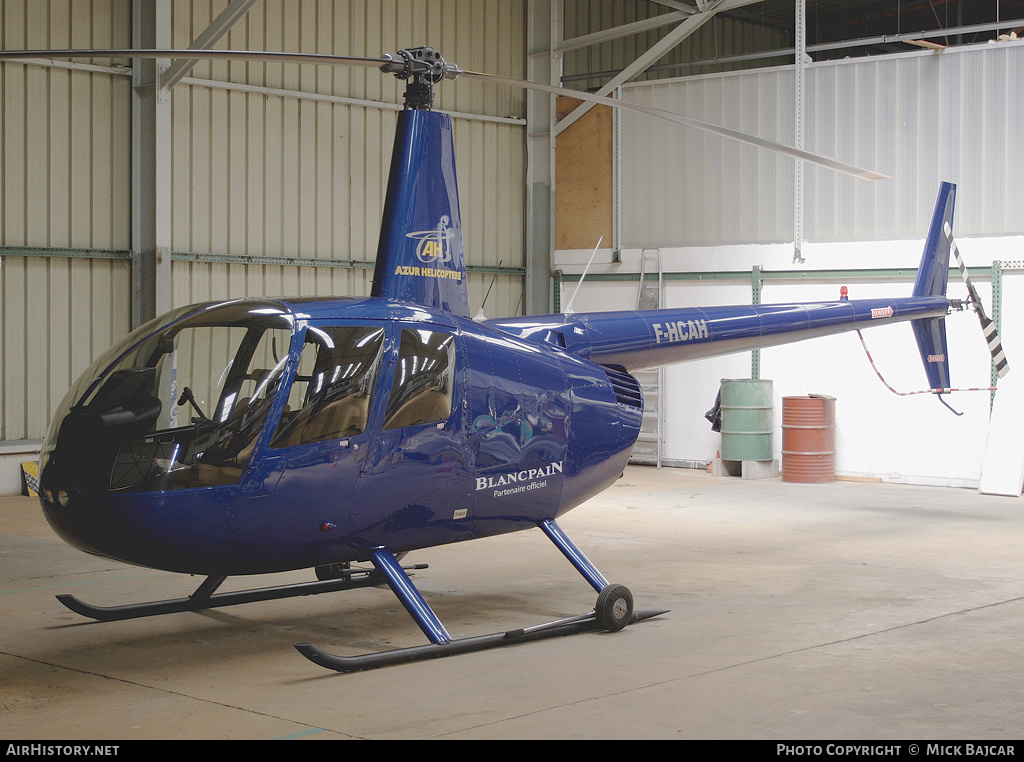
980, 315, 1010, 379
945, 222, 1009, 379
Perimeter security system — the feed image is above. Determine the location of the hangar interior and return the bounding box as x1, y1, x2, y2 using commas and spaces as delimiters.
1, 0, 1023, 491
2, 0, 1024, 741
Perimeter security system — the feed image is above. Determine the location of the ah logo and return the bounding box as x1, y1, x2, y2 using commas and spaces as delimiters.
407, 216, 456, 265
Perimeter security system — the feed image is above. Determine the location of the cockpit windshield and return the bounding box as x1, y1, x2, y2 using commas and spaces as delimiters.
41, 300, 298, 496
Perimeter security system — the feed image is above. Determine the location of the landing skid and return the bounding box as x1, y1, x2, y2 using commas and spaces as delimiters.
296, 609, 666, 672
295, 519, 669, 672
54, 520, 667, 670
55, 562, 425, 622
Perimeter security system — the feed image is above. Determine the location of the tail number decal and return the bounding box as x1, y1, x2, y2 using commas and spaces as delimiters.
653, 319, 708, 344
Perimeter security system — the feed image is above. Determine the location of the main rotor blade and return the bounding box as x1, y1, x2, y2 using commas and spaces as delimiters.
0, 48, 392, 70
461, 69, 888, 182
0, 47, 887, 181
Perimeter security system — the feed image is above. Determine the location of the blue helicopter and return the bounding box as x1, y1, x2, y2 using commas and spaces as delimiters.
8, 46, 988, 672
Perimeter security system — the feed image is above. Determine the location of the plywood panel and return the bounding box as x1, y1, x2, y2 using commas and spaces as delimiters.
555, 97, 613, 251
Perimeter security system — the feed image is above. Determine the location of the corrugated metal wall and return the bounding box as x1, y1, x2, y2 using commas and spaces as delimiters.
0, 0, 133, 442
0, 0, 526, 442
168, 0, 526, 315
618, 41, 1024, 248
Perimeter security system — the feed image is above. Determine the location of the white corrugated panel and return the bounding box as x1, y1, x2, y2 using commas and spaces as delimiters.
620, 67, 795, 247
619, 41, 1024, 248
806, 43, 1024, 241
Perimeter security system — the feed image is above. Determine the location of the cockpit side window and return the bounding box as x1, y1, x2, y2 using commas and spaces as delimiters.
210, 323, 293, 442
270, 325, 386, 448
383, 329, 455, 430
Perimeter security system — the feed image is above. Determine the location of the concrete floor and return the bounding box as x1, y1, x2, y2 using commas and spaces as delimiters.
2, 465, 1023, 740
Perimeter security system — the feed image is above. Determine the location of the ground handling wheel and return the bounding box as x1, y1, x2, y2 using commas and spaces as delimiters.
595, 583, 634, 631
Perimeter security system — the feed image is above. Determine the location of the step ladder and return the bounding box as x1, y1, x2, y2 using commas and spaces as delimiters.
630, 249, 664, 468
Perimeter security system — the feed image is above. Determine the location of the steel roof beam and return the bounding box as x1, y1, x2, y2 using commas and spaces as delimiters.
555, 11, 716, 136
553, 0, 764, 136
649, 1, 699, 12
558, 11, 693, 53
159, 0, 260, 93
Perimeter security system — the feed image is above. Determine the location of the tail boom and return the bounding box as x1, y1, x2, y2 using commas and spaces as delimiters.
494, 183, 959, 396
490, 295, 949, 372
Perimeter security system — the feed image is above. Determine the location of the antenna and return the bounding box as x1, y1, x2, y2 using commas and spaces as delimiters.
564, 237, 603, 316
474, 260, 502, 321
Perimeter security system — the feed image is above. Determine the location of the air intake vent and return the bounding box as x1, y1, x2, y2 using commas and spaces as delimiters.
602, 365, 643, 408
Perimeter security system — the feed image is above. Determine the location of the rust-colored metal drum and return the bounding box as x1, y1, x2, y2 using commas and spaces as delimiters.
781, 395, 836, 483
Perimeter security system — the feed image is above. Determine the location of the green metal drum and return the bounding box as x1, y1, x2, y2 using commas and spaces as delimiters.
720, 379, 773, 462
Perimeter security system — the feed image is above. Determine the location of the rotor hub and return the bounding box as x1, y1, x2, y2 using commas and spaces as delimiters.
380, 46, 461, 109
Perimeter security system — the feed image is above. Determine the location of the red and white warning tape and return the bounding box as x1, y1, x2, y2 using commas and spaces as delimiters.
854, 229, 1006, 411
855, 329, 996, 397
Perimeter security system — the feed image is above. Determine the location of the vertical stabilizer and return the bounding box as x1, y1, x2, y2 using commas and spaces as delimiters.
371, 108, 469, 317
913, 182, 956, 299
911, 182, 956, 391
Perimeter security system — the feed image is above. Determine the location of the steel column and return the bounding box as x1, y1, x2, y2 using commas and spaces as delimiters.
991, 260, 1003, 408
131, 0, 172, 327
526, 0, 560, 315
794, 0, 807, 264
751, 265, 762, 380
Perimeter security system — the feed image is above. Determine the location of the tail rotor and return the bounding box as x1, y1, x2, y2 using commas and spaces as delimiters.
866, 182, 1009, 414
945, 221, 1009, 381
